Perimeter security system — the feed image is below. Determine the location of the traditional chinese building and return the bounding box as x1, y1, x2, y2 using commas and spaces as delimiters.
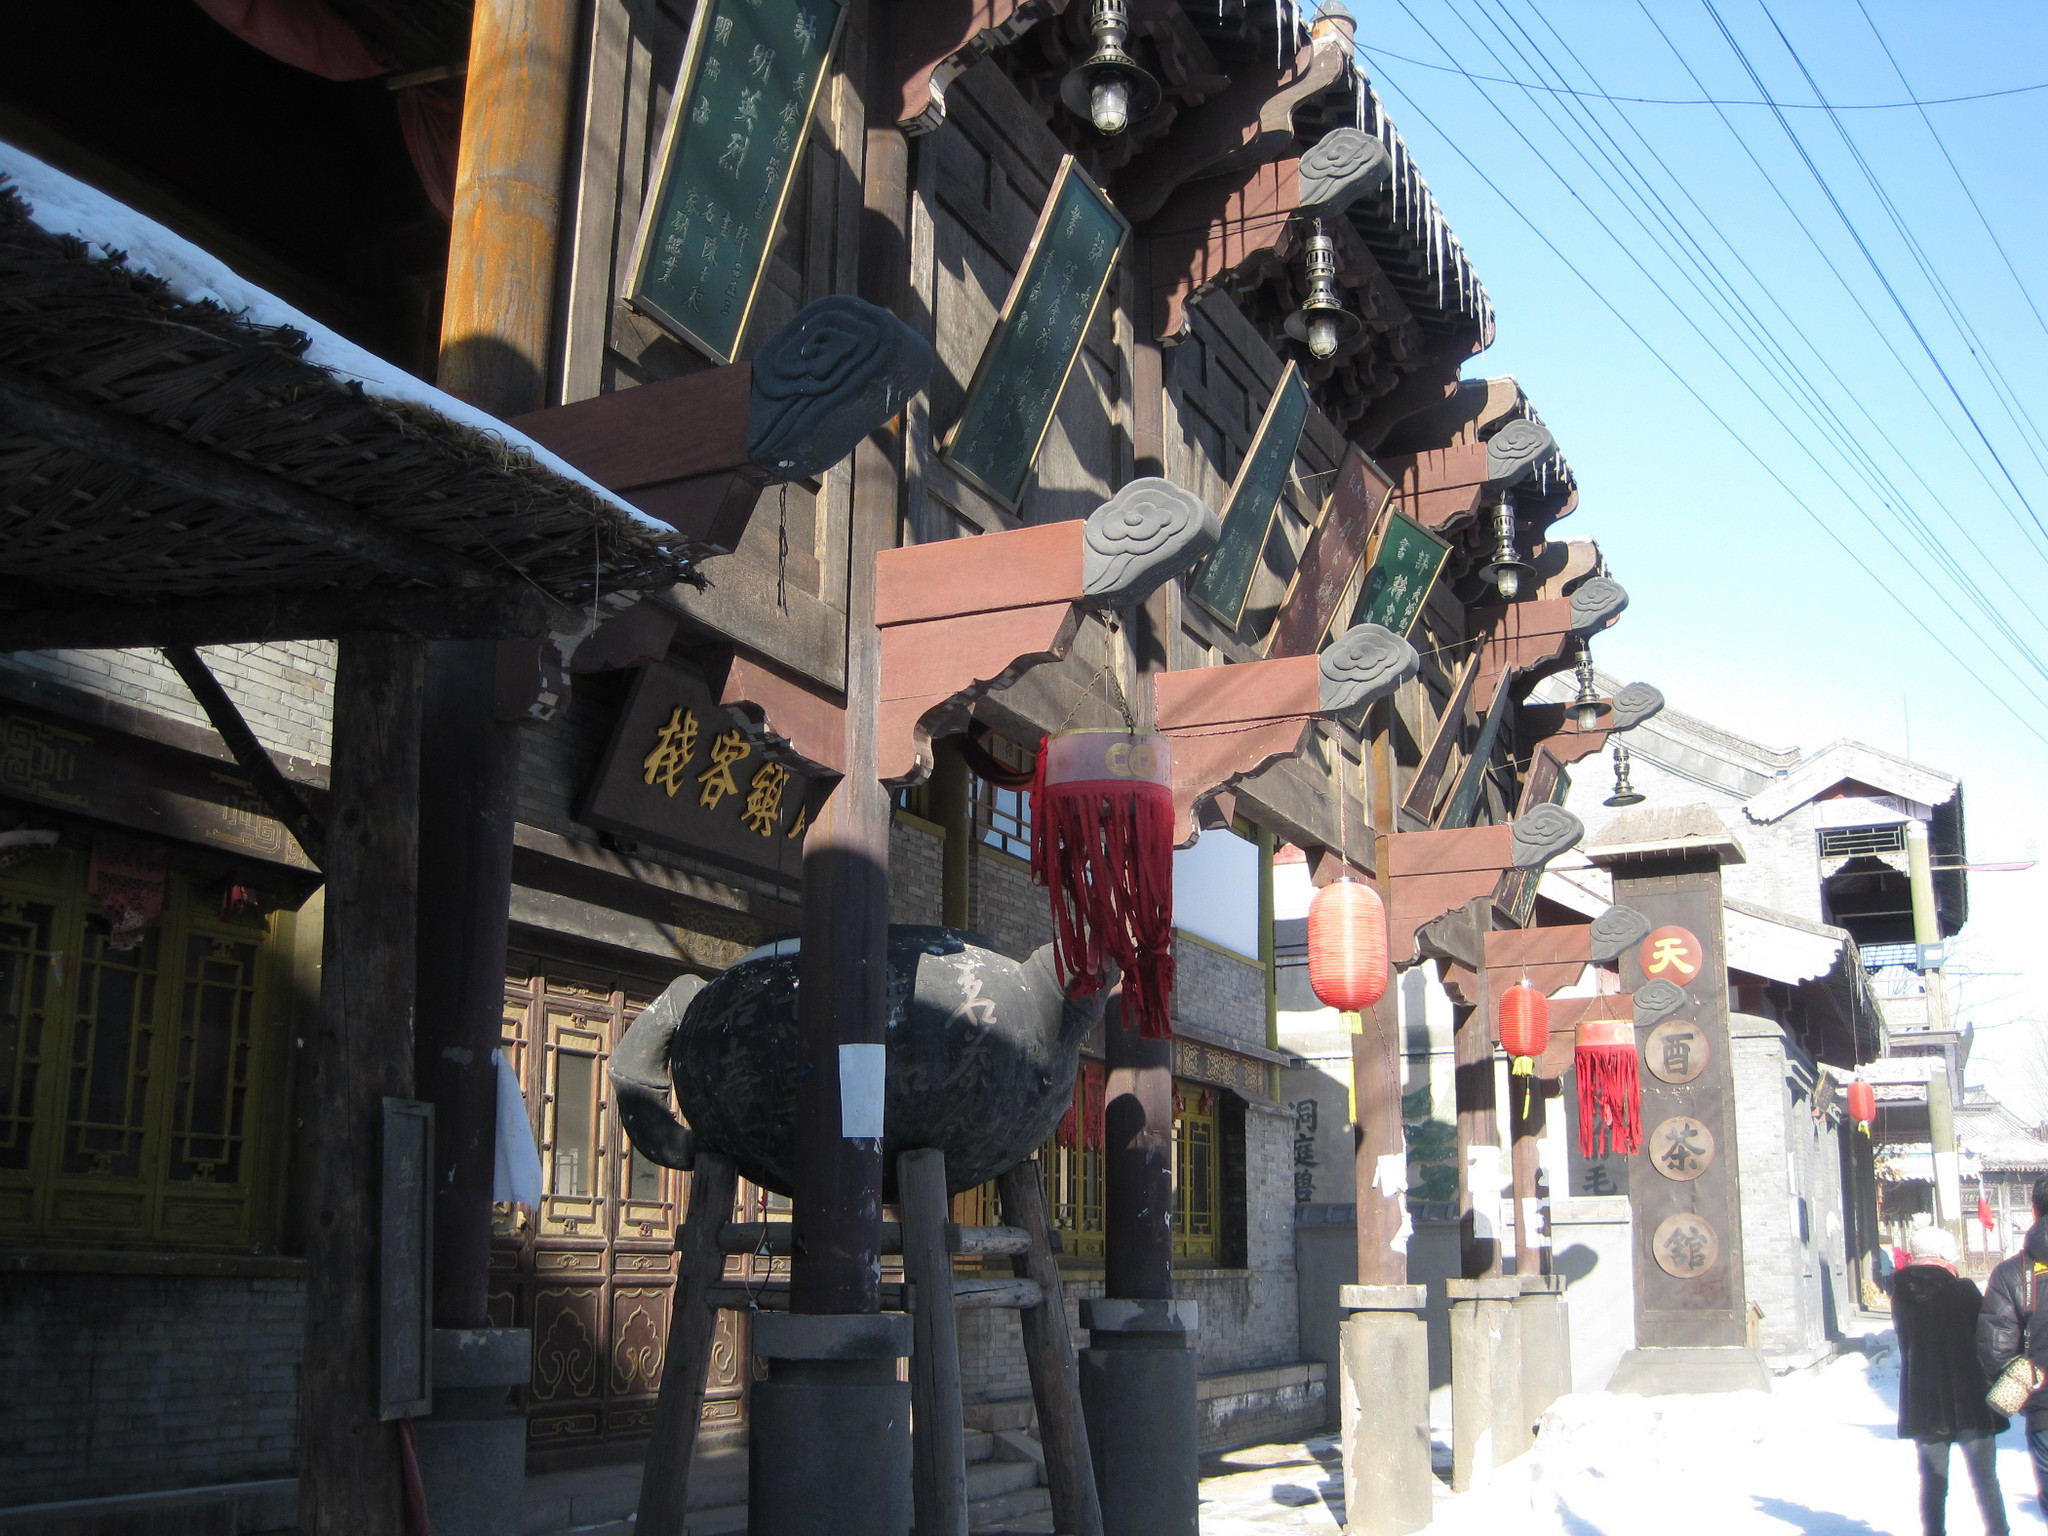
0, 3, 1658, 1533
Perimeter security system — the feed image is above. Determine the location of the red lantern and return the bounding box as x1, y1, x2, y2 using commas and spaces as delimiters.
1307, 877, 1388, 1013
1031, 730, 1177, 1037
1980, 1196, 1996, 1231
1846, 1079, 1876, 1138
1499, 983, 1550, 1076
1574, 1015, 1642, 1158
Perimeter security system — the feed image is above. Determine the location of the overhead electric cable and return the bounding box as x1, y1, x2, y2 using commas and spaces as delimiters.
1352, 51, 2048, 747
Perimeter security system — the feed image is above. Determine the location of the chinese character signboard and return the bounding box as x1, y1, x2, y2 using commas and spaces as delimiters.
942, 157, 1130, 509
1264, 445, 1394, 659
580, 662, 821, 886
1189, 362, 1310, 629
625, 0, 846, 363
1348, 510, 1449, 639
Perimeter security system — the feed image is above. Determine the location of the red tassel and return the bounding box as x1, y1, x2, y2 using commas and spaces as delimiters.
1056, 1059, 1109, 1151
1030, 733, 1177, 1038
1574, 1016, 1641, 1158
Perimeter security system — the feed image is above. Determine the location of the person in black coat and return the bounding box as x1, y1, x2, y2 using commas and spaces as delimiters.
1980, 1177, 2048, 1521
1897, 1224, 2010, 1536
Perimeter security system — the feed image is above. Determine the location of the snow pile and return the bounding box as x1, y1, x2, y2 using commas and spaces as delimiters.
0, 139, 667, 535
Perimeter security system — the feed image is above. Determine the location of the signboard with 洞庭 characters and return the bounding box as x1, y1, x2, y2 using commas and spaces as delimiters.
941, 157, 1130, 510
624, 0, 846, 363
579, 662, 824, 885
1189, 362, 1310, 630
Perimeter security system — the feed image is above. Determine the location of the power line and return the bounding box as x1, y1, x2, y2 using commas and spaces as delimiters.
1349, 46, 2048, 750
1350, 44, 2048, 110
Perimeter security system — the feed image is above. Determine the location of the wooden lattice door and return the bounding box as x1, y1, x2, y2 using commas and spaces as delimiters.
492, 970, 753, 1460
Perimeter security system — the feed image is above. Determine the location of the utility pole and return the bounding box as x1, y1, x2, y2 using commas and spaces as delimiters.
1906, 818, 1965, 1252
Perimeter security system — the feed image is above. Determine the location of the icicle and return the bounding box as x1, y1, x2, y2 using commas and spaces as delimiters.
1275, 0, 1283, 71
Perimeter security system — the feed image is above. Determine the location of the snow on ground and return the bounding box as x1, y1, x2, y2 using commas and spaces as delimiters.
0, 139, 669, 536
1198, 1337, 2045, 1534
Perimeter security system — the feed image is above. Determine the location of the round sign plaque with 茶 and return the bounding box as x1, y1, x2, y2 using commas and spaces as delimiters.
1652, 1212, 1720, 1279
1644, 1018, 1709, 1085
1638, 924, 1706, 987
1649, 1116, 1715, 1181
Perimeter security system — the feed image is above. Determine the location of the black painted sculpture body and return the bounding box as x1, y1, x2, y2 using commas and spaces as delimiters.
612, 926, 1106, 1198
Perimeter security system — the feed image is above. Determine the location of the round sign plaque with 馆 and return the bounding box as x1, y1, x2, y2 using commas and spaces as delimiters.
1652, 1212, 1720, 1279
1644, 1019, 1709, 1085
1638, 924, 1705, 987
1649, 1116, 1715, 1181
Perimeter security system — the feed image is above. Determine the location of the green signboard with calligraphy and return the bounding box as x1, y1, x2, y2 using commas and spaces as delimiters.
580, 662, 822, 887
1189, 362, 1310, 630
942, 158, 1130, 509
1348, 510, 1449, 639
626, 0, 845, 363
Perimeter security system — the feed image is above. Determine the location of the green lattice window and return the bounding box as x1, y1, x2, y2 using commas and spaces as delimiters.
0, 847, 295, 1247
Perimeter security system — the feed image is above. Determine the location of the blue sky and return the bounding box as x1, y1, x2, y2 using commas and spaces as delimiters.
1335, 1, 2048, 1105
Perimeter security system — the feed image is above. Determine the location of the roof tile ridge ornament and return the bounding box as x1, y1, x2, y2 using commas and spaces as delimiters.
873, 479, 1217, 786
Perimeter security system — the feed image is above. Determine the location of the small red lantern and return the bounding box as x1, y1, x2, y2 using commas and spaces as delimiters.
1307, 877, 1388, 1014
1846, 1079, 1876, 1138
1499, 982, 1550, 1076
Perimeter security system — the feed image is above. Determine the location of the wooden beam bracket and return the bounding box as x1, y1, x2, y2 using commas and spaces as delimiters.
161, 646, 326, 870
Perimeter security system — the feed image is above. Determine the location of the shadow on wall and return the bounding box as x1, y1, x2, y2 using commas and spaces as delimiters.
1554, 1243, 1601, 1286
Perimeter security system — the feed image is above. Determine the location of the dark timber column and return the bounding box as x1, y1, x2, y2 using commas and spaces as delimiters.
1455, 901, 1502, 1278
1509, 1073, 1549, 1276
750, 8, 911, 1533
298, 634, 425, 1536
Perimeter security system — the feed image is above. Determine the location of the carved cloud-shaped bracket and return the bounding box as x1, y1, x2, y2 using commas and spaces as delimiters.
1589, 905, 1653, 965
1318, 623, 1419, 715
1510, 803, 1584, 869
1082, 479, 1220, 608
748, 296, 934, 481
1568, 576, 1629, 635
1484, 418, 1555, 488
1609, 682, 1665, 732
1297, 128, 1393, 215
1633, 978, 1688, 1028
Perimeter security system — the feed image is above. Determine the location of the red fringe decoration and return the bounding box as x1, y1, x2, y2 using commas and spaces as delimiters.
1056, 1059, 1107, 1151
1575, 1040, 1642, 1158
1030, 737, 1177, 1038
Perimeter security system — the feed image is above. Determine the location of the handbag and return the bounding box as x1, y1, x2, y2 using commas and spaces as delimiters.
1990, 1264, 2046, 1415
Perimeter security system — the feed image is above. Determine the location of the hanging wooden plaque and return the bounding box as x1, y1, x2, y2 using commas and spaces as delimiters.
1264, 445, 1394, 658
1189, 362, 1310, 629
379, 1097, 434, 1421
941, 157, 1130, 510
625, 0, 846, 363
1348, 509, 1450, 638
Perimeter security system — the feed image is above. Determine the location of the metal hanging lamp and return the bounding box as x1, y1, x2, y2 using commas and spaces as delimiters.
1604, 742, 1646, 807
1571, 642, 1607, 731
1477, 495, 1534, 600
1060, 0, 1161, 136
1283, 220, 1362, 361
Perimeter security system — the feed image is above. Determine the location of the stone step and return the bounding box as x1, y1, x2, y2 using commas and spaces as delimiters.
967, 1484, 1054, 1534
966, 1457, 1042, 1502
963, 1428, 996, 1462
962, 1398, 1037, 1434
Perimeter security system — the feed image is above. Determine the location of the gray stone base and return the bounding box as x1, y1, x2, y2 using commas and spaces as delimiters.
1607, 1347, 1773, 1396
1337, 1293, 1432, 1536
1447, 1279, 1527, 1492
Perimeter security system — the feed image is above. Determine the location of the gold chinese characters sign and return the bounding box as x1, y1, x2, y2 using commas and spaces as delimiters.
625, 0, 846, 363
579, 662, 822, 885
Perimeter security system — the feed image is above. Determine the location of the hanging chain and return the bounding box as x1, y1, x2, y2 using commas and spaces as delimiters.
775, 485, 789, 612
1056, 616, 1138, 734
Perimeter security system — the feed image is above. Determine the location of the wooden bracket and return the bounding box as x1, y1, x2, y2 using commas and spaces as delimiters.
1470, 584, 1626, 714
1484, 923, 1594, 999
875, 523, 1092, 786
1518, 702, 1615, 768
718, 651, 848, 779
1144, 157, 1297, 344
1154, 654, 1322, 846
894, 1, 1069, 134
1389, 825, 1515, 967
512, 364, 766, 558
569, 599, 682, 675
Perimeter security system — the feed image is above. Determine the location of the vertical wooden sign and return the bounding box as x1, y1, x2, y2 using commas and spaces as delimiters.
625, 0, 847, 362
941, 158, 1130, 509
1348, 510, 1450, 639
1611, 861, 1748, 1348
379, 1097, 435, 1420
1188, 362, 1310, 629
1264, 445, 1393, 658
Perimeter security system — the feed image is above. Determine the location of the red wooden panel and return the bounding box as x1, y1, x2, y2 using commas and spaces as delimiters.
1153, 655, 1321, 731
1387, 825, 1514, 878
511, 365, 753, 489
874, 522, 1085, 627
1166, 716, 1311, 846
721, 652, 849, 775
1384, 441, 1490, 531
1267, 447, 1393, 658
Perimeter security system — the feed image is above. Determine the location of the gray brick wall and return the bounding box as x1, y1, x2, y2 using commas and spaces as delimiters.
889, 815, 943, 927
1, 644, 335, 764
1173, 937, 1265, 1050
967, 845, 1052, 960
0, 1272, 303, 1505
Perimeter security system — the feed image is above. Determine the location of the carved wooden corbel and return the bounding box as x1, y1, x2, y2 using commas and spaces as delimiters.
512, 297, 932, 560
1470, 577, 1629, 714
1484, 923, 1595, 998
873, 480, 1218, 784
1153, 622, 1418, 844
717, 651, 848, 778
1517, 701, 1617, 769
894, 1, 1071, 135
1381, 416, 1555, 534
1387, 804, 1584, 965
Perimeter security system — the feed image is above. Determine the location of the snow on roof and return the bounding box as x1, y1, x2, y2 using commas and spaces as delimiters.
1958, 1091, 2048, 1172
0, 140, 668, 537
1743, 739, 1960, 827
1722, 897, 1850, 987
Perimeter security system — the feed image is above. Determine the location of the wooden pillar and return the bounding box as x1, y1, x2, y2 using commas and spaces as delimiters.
298, 633, 426, 1536
901, 1150, 968, 1536
440, 0, 579, 413
1357, 703, 1408, 1285
1509, 1075, 1549, 1276
1103, 988, 1176, 1301
1455, 904, 1502, 1279
788, 11, 902, 1316
930, 738, 972, 930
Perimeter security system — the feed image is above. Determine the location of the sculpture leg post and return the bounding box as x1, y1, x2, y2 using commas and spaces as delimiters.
901, 1149, 967, 1536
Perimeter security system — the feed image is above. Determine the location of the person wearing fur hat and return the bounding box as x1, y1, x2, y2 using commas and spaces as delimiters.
1982, 1176, 2048, 1522
1897, 1224, 2010, 1536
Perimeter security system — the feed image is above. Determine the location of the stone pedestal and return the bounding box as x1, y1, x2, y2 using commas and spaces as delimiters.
1336, 1285, 1431, 1536
1607, 1346, 1771, 1396
1514, 1275, 1572, 1429
1446, 1277, 1526, 1491
1079, 1298, 1199, 1536
412, 1328, 530, 1536
749, 1312, 914, 1536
